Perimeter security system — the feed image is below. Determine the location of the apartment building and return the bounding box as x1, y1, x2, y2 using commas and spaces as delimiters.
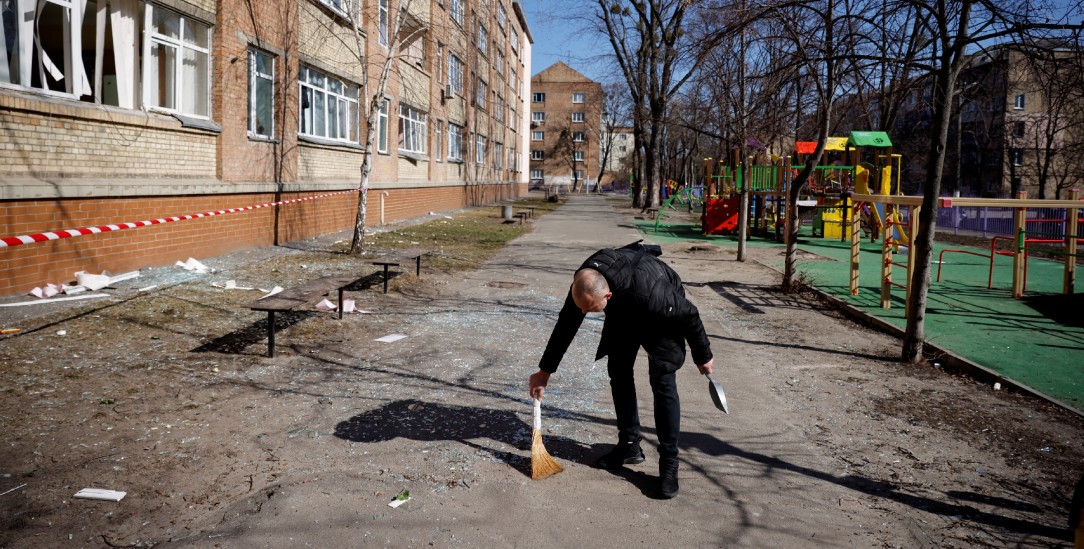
0, 0, 532, 294
528, 62, 603, 190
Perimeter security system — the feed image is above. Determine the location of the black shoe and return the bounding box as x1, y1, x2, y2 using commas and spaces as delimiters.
596, 442, 646, 469
659, 459, 679, 498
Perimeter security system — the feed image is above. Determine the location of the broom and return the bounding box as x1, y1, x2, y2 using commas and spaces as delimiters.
531, 398, 564, 480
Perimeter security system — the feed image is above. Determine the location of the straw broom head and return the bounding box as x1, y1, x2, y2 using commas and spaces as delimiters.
531, 399, 564, 480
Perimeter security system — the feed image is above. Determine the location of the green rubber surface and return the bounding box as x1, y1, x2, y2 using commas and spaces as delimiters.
639, 219, 1084, 413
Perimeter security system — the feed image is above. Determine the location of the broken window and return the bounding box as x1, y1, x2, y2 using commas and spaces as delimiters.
143, 4, 210, 117
248, 48, 273, 138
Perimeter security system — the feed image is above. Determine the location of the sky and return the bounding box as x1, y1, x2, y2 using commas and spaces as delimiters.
516, 0, 613, 82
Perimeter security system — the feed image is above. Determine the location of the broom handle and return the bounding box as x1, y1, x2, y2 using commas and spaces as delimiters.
533, 398, 542, 430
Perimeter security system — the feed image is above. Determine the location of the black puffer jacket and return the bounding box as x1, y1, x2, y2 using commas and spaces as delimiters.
538, 247, 713, 374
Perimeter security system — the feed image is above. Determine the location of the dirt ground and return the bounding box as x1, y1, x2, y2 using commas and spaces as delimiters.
1, 195, 1082, 548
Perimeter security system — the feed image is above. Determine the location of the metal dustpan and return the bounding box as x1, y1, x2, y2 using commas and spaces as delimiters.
705, 374, 729, 414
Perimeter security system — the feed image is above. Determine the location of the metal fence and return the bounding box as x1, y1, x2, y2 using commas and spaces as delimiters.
935, 206, 1078, 240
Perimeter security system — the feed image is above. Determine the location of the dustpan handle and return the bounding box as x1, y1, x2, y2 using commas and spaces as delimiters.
533, 398, 542, 430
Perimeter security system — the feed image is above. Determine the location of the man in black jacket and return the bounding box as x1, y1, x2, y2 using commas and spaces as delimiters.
529, 245, 714, 498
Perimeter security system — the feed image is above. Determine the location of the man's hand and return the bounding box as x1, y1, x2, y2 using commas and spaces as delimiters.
529, 370, 551, 400
696, 358, 714, 376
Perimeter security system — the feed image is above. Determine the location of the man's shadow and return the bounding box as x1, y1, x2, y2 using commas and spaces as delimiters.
334, 399, 596, 478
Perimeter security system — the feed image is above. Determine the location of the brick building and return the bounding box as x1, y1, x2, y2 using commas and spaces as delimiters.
528, 62, 603, 191
0, 0, 533, 295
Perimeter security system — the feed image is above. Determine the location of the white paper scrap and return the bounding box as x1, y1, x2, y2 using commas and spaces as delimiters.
75, 271, 112, 291
375, 334, 407, 343
315, 299, 337, 311
74, 488, 126, 502
259, 286, 284, 299
0, 294, 111, 307
175, 258, 209, 273
388, 496, 410, 508
341, 299, 356, 313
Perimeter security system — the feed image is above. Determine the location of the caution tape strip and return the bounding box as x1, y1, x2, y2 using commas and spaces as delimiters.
0, 189, 359, 249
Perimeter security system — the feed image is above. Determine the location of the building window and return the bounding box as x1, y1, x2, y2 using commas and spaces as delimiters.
450, 0, 464, 25
448, 123, 464, 160
318, 0, 348, 14
574, 169, 584, 180
532, 111, 545, 123
1012, 150, 1023, 166
509, 146, 517, 171
1013, 94, 1026, 110
572, 112, 585, 123
377, 98, 389, 153
494, 142, 503, 169
435, 121, 444, 161
574, 150, 584, 161
511, 29, 519, 56
532, 92, 545, 103
497, 3, 507, 29
144, 5, 212, 117
249, 49, 274, 138
495, 95, 505, 123
572, 92, 586, 103
495, 50, 505, 77
532, 131, 544, 141
531, 150, 543, 160
476, 135, 487, 165
398, 104, 428, 154
475, 78, 487, 109
299, 66, 359, 142
477, 23, 488, 57
531, 169, 544, 180
572, 131, 585, 142
378, 0, 389, 47
449, 54, 464, 93
1014, 121, 1025, 137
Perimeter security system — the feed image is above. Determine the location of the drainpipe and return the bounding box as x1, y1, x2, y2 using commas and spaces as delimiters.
380, 191, 390, 225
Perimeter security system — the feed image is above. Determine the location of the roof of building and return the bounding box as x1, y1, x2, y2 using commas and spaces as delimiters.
531, 61, 596, 84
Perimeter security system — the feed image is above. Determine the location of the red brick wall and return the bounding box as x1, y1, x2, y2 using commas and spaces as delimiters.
0, 183, 519, 295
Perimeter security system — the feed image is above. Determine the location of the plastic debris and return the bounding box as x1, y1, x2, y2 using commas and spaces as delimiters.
259, 286, 283, 299
73, 488, 126, 501
212, 280, 255, 290
175, 258, 209, 273
993, 382, 1001, 390
388, 489, 410, 508
375, 334, 407, 343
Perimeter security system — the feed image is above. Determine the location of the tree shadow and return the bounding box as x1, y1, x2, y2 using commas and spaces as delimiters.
333, 399, 594, 478
680, 431, 1071, 542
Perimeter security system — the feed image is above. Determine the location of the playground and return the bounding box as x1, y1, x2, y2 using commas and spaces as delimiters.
645, 131, 1084, 415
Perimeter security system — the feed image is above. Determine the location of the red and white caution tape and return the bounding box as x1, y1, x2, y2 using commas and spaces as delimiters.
0, 189, 358, 249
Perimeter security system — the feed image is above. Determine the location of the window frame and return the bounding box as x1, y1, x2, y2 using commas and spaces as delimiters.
532, 111, 545, 123
531, 149, 543, 160
248, 48, 275, 139
476, 134, 487, 165
532, 92, 545, 103
142, 4, 213, 118
450, 0, 465, 26
1013, 94, 1026, 110
449, 54, 465, 93
378, 0, 390, 47
571, 111, 585, 123
377, 98, 390, 153
398, 103, 428, 154
531, 130, 543, 141
572, 92, 586, 103
448, 123, 464, 161
298, 65, 359, 143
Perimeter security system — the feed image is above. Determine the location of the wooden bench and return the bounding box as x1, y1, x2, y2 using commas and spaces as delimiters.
515, 211, 528, 224
646, 208, 660, 219
247, 274, 360, 358
520, 206, 537, 219
371, 247, 431, 294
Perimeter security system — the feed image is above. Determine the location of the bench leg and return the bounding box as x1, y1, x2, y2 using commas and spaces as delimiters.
382, 265, 390, 294
338, 288, 345, 320
415, 256, 421, 276
267, 311, 276, 358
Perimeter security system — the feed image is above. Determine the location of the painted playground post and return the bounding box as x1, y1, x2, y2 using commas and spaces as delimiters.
1066, 189, 1080, 295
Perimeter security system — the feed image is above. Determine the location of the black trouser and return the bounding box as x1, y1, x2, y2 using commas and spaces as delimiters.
607, 342, 681, 461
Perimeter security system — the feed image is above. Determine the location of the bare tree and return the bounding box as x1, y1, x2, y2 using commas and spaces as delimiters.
345, 0, 422, 254
892, 0, 1083, 362
551, 124, 586, 191
595, 0, 710, 210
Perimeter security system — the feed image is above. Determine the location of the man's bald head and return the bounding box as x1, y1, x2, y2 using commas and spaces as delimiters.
572, 269, 611, 313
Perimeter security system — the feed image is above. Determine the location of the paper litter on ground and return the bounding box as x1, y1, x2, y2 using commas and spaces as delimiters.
0, 294, 111, 308
375, 334, 407, 343
259, 286, 283, 299
212, 280, 255, 290
73, 488, 126, 501
175, 258, 209, 273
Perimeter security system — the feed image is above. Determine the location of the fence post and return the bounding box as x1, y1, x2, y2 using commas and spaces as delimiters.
1066, 188, 1079, 295
1012, 190, 1027, 299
